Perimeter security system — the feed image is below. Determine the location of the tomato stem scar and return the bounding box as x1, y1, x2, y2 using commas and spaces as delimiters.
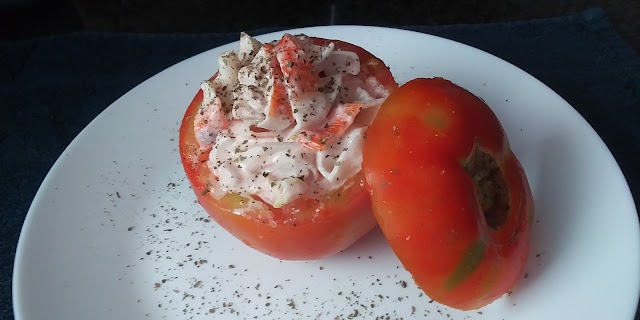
463, 143, 510, 229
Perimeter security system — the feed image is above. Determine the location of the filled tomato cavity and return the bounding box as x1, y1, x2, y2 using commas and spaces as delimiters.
193, 33, 392, 208
464, 144, 510, 229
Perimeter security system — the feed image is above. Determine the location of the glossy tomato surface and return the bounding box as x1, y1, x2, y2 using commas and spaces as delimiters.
179, 36, 397, 260
363, 78, 533, 310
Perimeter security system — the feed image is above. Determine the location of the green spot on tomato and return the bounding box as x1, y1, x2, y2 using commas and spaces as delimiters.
444, 240, 486, 291
423, 108, 448, 130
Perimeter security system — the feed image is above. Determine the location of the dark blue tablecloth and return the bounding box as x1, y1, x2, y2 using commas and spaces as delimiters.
1, 7, 639, 320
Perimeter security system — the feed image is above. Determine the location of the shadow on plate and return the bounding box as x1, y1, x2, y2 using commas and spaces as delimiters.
507, 134, 578, 299
327, 226, 396, 262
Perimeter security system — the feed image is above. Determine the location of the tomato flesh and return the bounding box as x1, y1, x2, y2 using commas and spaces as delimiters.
179, 36, 397, 260
363, 78, 533, 309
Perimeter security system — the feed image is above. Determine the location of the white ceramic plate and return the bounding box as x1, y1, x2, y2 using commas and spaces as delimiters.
13, 26, 640, 320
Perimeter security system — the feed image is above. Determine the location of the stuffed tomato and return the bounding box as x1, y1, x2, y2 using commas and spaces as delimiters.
179, 33, 397, 260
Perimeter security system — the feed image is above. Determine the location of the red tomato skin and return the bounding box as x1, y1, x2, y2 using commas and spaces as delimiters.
179, 37, 397, 260
363, 78, 533, 310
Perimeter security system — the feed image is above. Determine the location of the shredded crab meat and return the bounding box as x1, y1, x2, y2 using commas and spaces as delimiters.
316, 127, 366, 189
194, 33, 390, 208
297, 102, 363, 151
194, 81, 229, 150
